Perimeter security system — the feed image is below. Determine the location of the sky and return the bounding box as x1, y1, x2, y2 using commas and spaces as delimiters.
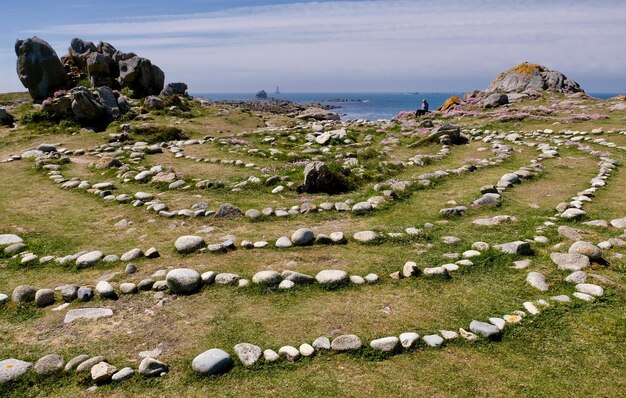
1, 0, 625, 93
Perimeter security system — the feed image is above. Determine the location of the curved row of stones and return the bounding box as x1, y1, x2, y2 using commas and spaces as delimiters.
189, 280, 607, 375
2, 233, 158, 268
1, 280, 608, 385
0, 352, 169, 385
27, 134, 521, 222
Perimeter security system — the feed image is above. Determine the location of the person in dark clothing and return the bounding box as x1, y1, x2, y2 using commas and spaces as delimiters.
415, 99, 429, 116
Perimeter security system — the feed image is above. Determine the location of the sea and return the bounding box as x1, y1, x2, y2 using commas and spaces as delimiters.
192, 92, 620, 121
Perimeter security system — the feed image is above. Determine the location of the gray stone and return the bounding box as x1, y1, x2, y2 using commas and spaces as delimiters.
245, 209, 261, 219
137, 279, 155, 291
64, 354, 89, 372
120, 283, 138, 294
201, 271, 216, 285
469, 320, 501, 339
329, 232, 347, 244
215, 273, 240, 285
138, 357, 168, 377
312, 336, 331, 350
352, 201, 373, 214
102, 254, 119, 263
550, 295, 571, 303
278, 346, 301, 362
291, 228, 315, 246
12, 285, 36, 303
565, 271, 587, 284
166, 268, 202, 294
145, 247, 160, 258
191, 349, 233, 375
77, 286, 94, 301
495, 241, 533, 255
0, 358, 32, 383
175, 235, 206, 254
91, 362, 117, 383
315, 270, 349, 286
281, 270, 315, 284
275, 236, 293, 248
214, 203, 242, 218
263, 349, 279, 362
526, 272, 548, 291
364, 273, 379, 284
120, 248, 144, 262
353, 230, 380, 243
75, 356, 106, 372
299, 343, 315, 357
234, 343, 262, 367
34, 354, 64, 375
483, 93, 509, 108
35, 288, 55, 307
399, 332, 420, 348
575, 283, 604, 297
125, 263, 137, 274
568, 241, 602, 261
402, 261, 421, 278
331, 334, 362, 351
560, 208, 586, 220
610, 217, 626, 229
111, 367, 134, 382
76, 251, 103, 268
278, 280, 295, 289
96, 281, 118, 300
64, 308, 113, 323
3, 243, 26, 255
557, 225, 583, 241
252, 271, 282, 286
422, 334, 444, 347
550, 252, 590, 271
439, 206, 468, 217
350, 275, 365, 285
370, 336, 400, 352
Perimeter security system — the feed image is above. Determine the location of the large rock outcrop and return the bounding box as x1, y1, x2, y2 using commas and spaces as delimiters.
15, 36, 166, 101
118, 56, 165, 98
486, 62, 583, 94
297, 161, 350, 194
15, 37, 70, 102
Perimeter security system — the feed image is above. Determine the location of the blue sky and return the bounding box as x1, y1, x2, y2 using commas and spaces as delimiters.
2, 0, 625, 93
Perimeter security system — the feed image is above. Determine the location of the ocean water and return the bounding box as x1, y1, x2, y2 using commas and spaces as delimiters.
192, 92, 620, 121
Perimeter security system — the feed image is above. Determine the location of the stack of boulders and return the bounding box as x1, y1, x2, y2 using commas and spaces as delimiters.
15, 36, 187, 130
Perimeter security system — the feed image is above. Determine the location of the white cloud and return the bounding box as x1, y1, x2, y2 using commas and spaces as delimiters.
4, 0, 626, 92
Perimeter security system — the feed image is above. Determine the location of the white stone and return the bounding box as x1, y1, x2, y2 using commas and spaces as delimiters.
575, 283, 604, 297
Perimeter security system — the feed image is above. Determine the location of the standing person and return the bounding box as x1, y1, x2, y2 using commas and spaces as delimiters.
416, 98, 429, 116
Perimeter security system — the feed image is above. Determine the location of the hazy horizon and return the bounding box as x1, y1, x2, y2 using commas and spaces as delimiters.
2, 0, 626, 94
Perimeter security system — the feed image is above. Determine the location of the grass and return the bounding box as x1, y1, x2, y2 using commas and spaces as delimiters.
0, 92, 625, 397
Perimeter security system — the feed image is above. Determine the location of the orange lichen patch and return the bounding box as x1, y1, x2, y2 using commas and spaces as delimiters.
617, 94, 626, 101
508, 62, 545, 76
494, 62, 546, 82
437, 95, 461, 112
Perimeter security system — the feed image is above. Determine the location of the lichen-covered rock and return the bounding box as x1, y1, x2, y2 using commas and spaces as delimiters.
437, 95, 461, 112
486, 62, 583, 94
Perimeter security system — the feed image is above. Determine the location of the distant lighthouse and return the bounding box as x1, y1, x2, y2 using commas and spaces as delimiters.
275, 86, 281, 95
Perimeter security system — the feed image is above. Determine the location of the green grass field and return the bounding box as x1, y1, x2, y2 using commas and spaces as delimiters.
0, 91, 625, 397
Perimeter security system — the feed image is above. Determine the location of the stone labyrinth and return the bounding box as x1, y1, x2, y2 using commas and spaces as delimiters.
1, 97, 626, 393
